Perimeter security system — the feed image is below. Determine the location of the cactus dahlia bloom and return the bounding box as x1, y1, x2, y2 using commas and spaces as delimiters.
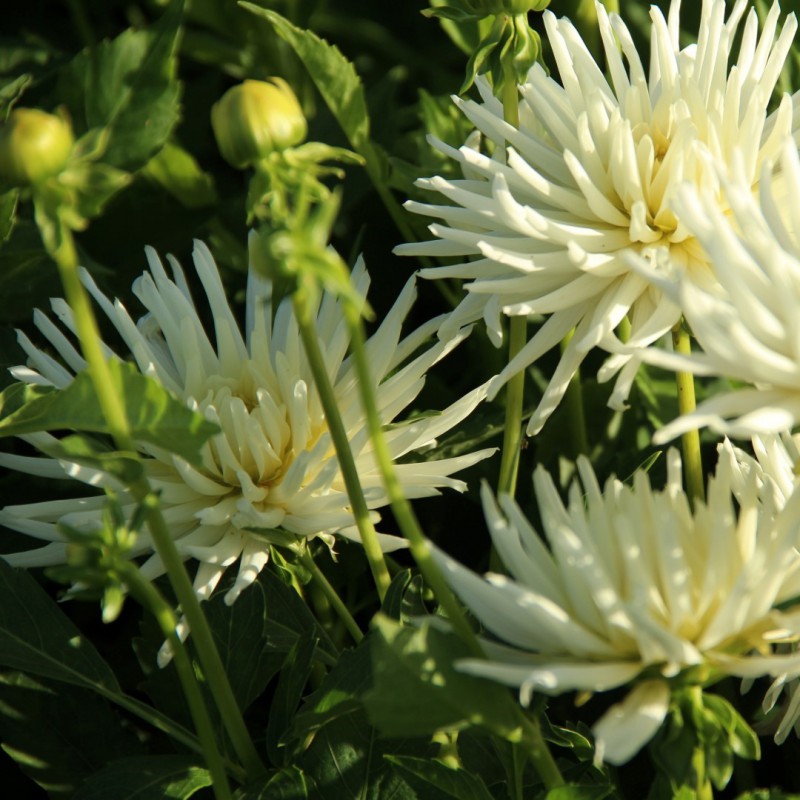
433, 449, 800, 765
0, 241, 494, 615
397, 0, 798, 435
633, 140, 800, 445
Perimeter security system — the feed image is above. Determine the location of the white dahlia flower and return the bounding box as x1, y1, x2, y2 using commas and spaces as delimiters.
397, 0, 798, 435
637, 140, 800, 444
433, 449, 800, 765
0, 240, 494, 608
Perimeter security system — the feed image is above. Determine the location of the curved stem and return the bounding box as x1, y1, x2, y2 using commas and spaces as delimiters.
137, 495, 266, 780
292, 282, 392, 600
48, 225, 266, 782
297, 547, 363, 645
671, 323, 705, 507
341, 299, 484, 656
124, 566, 233, 800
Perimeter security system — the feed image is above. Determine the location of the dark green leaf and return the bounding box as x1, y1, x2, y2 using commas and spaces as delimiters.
142, 142, 217, 209
73, 755, 211, 800
0, 361, 219, 466
387, 756, 495, 800
58, 1, 184, 170
37, 433, 144, 484
241, 5, 370, 153
266, 636, 316, 766
297, 710, 437, 800
234, 768, 309, 799
289, 638, 372, 739
363, 615, 521, 739
0, 188, 17, 241
0, 559, 119, 692
0, 671, 142, 797
545, 786, 616, 800
382, 569, 412, 620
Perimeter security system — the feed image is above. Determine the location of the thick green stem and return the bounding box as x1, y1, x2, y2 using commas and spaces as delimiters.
138, 496, 266, 780
49, 225, 266, 782
517, 713, 565, 791
292, 282, 392, 600
498, 316, 527, 496
124, 566, 233, 800
671, 324, 705, 506
560, 330, 590, 458
496, 59, 526, 499
340, 298, 484, 656
298, 547, 363, 644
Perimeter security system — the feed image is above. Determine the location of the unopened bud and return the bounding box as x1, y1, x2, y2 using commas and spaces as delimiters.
211, 78, 307, 169
0, 108, 74, 187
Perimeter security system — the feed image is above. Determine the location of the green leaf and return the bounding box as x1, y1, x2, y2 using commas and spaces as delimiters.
289, 637, 372, 739
0, 188, 17, 242
37, 433, 144, 484
73, 756, 211, 800
0, 671, 143, 797
142, 142, 217, 208
0, 559, 119, 692
363, 615, 521, 739
0, 361, 219, 466
241, 5, 369, 152
387, 756, 495, 800
545, 786, 616, 800
266, 636, 316, 766
296, 710, 437, 800
139, 567, 337, 728
234, 768, 309, 799
58, 0, 184, 170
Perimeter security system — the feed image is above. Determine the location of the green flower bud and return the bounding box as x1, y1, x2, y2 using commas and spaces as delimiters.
0, 108, 74, 187
211, 78, 307, 169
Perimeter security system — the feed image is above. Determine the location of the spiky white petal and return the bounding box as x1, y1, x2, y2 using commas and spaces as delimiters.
1, 240, 495, 613
433, 449, 800, 764
635, 141, 800, 444
397, 0, 798, 435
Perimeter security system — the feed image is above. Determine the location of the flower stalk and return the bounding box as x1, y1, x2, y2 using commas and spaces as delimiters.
123, 563, 233, 800
497, 56, 527, 499
291, 279, 393, 601
671, 323, 705, 506
339, 295, 485, 657
45, 222, 266, 783
297, 545, 364, 644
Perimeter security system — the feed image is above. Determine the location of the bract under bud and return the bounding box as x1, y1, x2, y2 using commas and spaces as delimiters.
211, 78, 307, 169
0, 108, 74, 187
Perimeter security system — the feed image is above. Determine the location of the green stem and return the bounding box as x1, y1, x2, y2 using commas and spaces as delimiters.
49, 225, 266, 782
498, 317, 527, 496
510, 742, 526, 800
560, 330, 589, 458
124, 566, 233, 800
292, 282, 392, 600
297, 547, 364, 644
671, 323, 705, 506
496, 58, 526, 499
340, 299, 483, 656
517, 713, 565, 791
137, 496, 266, 780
